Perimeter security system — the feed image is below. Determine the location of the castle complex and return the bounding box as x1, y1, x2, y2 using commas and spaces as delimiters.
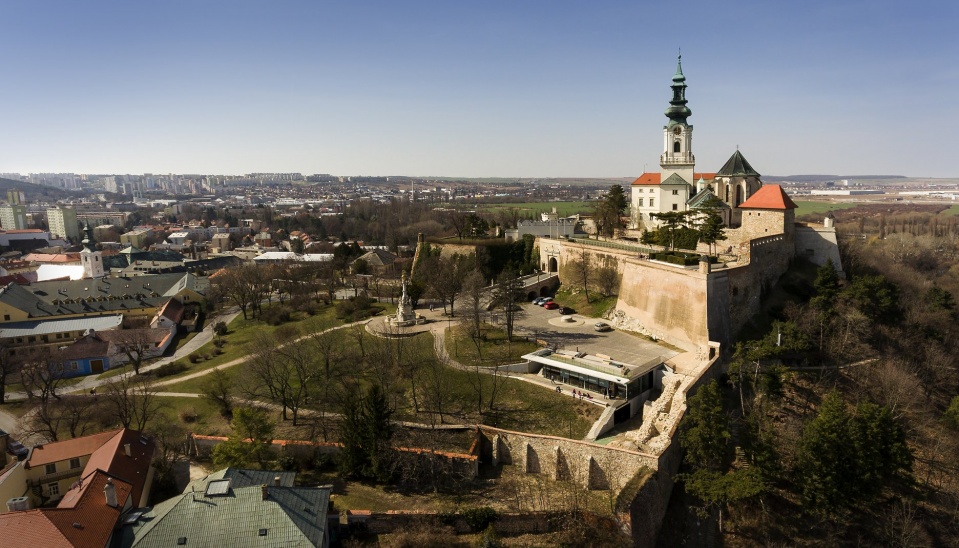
542, 56, 843, 353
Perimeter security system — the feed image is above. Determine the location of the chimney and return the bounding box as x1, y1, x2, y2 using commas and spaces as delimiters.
273, 476, 281, 487
261, 484, 268, 500
104, 478, 118, 507
124, 443, 131, 457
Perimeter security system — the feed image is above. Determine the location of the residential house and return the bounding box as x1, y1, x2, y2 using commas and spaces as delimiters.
0, 272, 207, 325
118, 468, 332, 547
0, 428, 155, 511
0, 315, 124, 361
0, 470, 133, 547
352, 249, 397, 275
50, 326, 175, 377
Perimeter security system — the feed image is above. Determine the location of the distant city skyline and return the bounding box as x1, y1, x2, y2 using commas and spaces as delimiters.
1, 1, 955, 178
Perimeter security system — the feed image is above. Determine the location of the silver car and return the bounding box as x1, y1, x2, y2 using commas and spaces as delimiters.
594, 321, 612, 332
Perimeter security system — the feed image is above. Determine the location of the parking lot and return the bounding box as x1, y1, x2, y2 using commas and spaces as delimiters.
510, 301, 680, 367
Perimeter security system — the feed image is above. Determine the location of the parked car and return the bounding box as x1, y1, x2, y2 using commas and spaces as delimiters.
7, 441, 28, 460
558, 306, 576, 314
594, 321, 612, 332
539, 297, 554, 306
532, 297, 545, 305
544, 301, 559, 310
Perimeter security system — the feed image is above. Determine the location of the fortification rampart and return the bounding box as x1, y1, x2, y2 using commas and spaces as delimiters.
476, 426, 658, 494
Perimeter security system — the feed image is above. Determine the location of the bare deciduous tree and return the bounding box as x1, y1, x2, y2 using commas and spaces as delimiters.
568, 250, 595, 302
111, 328, 159, 375
103, 375, 163, 431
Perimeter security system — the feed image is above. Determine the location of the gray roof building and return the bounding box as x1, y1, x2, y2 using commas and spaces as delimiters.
0, 314, 123, 339
121, 468, 331, 547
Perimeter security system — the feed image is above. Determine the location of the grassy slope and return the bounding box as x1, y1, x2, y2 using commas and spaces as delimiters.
793, 200, 859, 217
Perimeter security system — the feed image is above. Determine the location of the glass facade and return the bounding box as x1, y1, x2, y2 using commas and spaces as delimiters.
543, 365, 658, 400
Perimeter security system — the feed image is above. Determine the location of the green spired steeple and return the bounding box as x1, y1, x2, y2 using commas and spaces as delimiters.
665, 53, 691, 126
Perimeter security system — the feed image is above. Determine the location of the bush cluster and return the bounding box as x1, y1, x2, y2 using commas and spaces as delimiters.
155, 361, 189, 377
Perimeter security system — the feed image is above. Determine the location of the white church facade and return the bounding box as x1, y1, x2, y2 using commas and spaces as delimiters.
630, 56, 763, 231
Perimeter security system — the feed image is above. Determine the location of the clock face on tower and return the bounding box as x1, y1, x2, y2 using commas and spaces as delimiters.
673, 126, 682, 135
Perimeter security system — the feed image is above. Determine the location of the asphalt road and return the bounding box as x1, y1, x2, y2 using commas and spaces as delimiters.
510, 301, 679, 367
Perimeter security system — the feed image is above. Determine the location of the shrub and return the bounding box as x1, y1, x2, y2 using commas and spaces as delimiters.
260, 305, 293, 326
213, 321, 228, 336
335, 295, 375, 321
155, 361, 189, 378
179, 407, 198, 423
462, 506, 498, 532
278, 455, 297, 471
188, 352, 201, 364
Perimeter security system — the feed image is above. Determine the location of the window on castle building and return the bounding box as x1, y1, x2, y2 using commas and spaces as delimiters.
672, 204, 678, 211
649, 199, 654, 208
672, 190, 679, 195
673, 141, 681, 153
637, 199, 643, 207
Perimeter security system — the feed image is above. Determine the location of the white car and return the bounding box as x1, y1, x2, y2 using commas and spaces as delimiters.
594, 321, 612, 332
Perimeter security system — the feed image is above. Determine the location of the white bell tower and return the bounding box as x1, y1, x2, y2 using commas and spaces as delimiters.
80, 223, 105, 279
660, 54, 695, 184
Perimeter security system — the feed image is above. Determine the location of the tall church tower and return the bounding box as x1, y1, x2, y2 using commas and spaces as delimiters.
660, 54, 695, 184
80, 222, 105, 279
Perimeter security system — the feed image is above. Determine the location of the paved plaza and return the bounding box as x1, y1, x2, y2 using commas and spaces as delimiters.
509, 301, 680, 368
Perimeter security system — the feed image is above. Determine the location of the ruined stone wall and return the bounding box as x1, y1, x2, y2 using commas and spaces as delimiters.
477, 426, 658, 494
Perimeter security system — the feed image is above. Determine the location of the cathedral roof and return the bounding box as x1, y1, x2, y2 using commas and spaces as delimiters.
716, 150, 760, 177
661, 173, 691, 186
739, 185, 798, 210
687, 189, 730, 209
631, 172, 716, 186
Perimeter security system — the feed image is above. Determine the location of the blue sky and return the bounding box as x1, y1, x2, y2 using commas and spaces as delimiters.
0, 0, 955, 178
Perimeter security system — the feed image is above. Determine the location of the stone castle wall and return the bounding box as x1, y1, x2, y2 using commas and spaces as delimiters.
614, 259, 708, 352
476, 426, 659, 494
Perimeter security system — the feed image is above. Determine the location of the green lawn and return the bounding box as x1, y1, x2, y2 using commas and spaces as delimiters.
941, 205, 959, 216
444, 324, 539, 368
171, 331, 199, 352
142, 302, 394, 386
159, 366, 238, 395
793, 200, 859, 217
156, 396, 232, 437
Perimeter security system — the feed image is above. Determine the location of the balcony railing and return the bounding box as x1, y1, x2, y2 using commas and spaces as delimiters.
659, 155, 695, 165
28, 467, 83, 486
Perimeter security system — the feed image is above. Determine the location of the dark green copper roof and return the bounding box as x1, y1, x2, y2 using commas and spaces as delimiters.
665, 54, 691, 126
716, 150, 760, 177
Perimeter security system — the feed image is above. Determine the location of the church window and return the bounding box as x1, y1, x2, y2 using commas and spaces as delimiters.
672, 204, 679, 211
673, 141, 681, 153
672, 190, 679, 195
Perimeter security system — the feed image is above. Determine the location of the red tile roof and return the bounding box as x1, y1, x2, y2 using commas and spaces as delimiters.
27, 429, 121, 468
0, 471, 132, 548
631, 172, 717, 185
155, 297, 185, 323
738, 184, 798, 210
80, 429, 155, 507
